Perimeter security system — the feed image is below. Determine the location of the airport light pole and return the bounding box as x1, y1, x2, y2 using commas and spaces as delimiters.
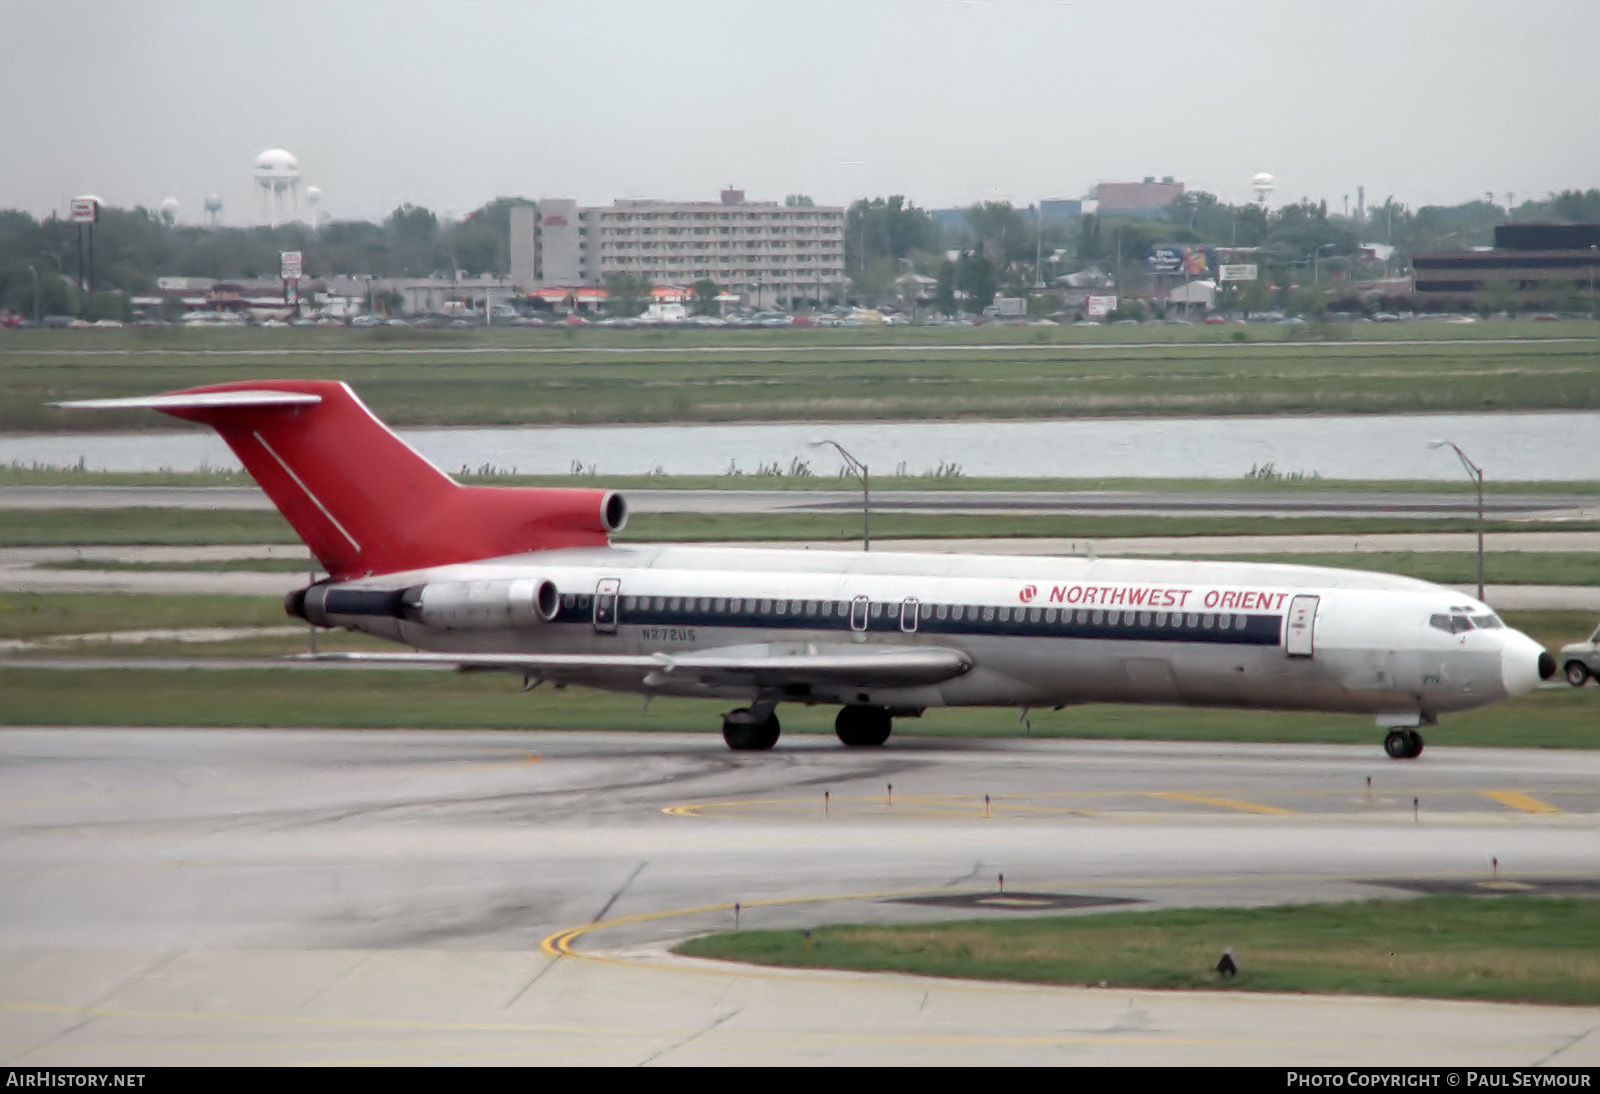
809, 439, 869, 551
1312, 243, 1337, 285
1428, 439, 1485, 602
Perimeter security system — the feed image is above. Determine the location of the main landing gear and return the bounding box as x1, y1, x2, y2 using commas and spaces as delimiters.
835, 705, 893, 747
719, 703, 898, 751
1383, 728, 1425, 760
721, 706, 780, 751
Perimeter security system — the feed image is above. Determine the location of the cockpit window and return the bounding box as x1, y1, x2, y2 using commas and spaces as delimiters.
1471, 614, 1503, 629
1430, 613, 1474, 634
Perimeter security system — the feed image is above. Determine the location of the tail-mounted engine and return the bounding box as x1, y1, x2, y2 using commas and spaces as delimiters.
289, 578, 560, 630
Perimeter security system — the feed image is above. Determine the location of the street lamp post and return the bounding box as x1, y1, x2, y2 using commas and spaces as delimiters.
809, 439, 869, 551
1429, 440, 1485, 602
1312, 243, 1337, 285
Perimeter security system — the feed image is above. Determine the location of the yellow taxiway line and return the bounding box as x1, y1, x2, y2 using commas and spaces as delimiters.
1482, 790, 1561, 814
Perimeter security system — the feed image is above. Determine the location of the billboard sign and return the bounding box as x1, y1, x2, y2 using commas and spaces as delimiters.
1149, 246, 1184, 272
1219, 264, 1258, 282
1151, 245, 1211, 275
279, 251, 302, 280
1085, 294, 1117, 318
69, 198, 98, 224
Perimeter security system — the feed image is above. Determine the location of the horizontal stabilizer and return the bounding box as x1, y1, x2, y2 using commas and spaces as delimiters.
55, 391, 323, 411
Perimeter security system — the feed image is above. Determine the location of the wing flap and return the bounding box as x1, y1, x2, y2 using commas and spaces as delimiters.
298, 643, 971, 689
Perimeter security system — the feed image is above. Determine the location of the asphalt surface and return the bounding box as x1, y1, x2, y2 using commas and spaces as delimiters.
1, 729, 1596, 1066
4, 484, 1597, 521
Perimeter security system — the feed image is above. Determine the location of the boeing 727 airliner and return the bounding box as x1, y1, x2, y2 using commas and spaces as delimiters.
64, 380, 1556, 758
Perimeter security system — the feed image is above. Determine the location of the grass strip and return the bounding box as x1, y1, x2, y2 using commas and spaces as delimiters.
6, 322, 1598, 431
614, 513, 1600, 542
0, 591, 289, 640
1, 667, 1593, 747
9, 507, 1599, 547
676, 896, 1600, 1006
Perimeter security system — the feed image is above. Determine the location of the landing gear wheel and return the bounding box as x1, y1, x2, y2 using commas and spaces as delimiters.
1384, 728, 1424, 760
835, 705, 893, 747
722, 709, 780, 751
1566, 662, 1591, 687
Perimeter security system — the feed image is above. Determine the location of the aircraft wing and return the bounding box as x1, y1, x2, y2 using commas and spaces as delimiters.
299, 643, 972, 690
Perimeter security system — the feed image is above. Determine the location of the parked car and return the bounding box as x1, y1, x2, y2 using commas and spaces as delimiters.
1559, 623, 1600, 686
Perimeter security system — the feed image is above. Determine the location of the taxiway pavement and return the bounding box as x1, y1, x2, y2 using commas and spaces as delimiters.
2, 729, 1596, 1066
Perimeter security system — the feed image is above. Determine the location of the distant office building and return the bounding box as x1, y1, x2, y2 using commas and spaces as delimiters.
1038, 199, 1082, 223
1413, 222, 1600, 307
509, 204, 536, 287
1094, 177, 1184, 218
522, 191, 845, 307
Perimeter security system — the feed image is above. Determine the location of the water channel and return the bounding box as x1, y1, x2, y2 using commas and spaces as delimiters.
3, 411, 1597, 481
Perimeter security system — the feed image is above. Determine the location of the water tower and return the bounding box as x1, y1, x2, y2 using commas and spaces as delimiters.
1252, 172, 1276, 207
159, 197, 180, 224
253, 148, 300, 227
204, 192, 223, 226
304, 185, 322, 229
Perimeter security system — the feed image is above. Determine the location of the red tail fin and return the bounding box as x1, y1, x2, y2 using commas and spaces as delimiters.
65, 380, 624, 579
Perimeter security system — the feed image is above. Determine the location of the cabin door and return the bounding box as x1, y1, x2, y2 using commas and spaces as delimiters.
1285, 594, 1319, 657
594, 578, 621, 635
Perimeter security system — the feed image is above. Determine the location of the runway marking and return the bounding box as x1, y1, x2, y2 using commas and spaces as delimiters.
1482, 790, 1561, 814
1141, 792, 1295, 815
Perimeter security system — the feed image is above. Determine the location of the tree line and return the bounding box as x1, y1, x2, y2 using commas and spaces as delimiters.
2, 189, 1597, 319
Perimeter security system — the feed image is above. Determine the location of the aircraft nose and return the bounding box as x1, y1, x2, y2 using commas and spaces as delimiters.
1500, 631, 1553, 697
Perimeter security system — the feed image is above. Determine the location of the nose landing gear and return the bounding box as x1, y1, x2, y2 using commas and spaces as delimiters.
1383, 728, 1424, 760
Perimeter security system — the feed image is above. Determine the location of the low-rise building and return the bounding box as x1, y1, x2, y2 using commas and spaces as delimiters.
1413, 223, 1600, 309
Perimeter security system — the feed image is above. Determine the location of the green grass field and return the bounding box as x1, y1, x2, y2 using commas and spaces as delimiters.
676, 896, 1600, 1005
1, 664, 1593, 747
3, 322, 1596, 431
7, 506, 1595, 547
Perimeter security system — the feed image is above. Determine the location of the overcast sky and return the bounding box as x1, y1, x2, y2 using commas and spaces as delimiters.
4, 0, 1596, 225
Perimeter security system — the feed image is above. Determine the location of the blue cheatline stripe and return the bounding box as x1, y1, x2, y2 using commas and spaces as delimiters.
553, 593, 1280, 647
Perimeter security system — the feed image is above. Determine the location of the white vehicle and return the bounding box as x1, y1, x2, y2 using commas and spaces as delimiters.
63, 382, 1556, 758
639, 303, 687, 323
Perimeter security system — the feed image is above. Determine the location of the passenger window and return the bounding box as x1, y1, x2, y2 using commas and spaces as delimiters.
870, 603, 883, 618
1076, 610, 1088, 624
1107, 611, 1120, 625
982, 607, 995, 622
1201, 614, 1214, 630
920, 603, 933, 620
935, 604, 948, 620
1139, 612, 1151, 626
1092, 610, 1104, 625
1186, 613, 1199, 628
624, 597, 637, 611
